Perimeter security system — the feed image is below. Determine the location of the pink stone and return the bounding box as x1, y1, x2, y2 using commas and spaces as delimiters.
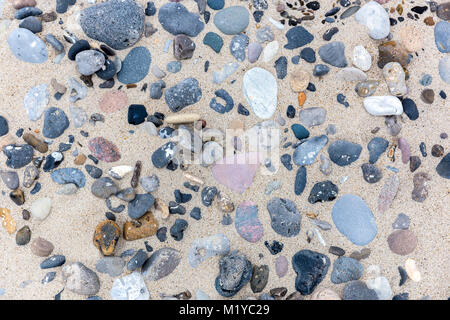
387, 230, 417, 255
397, 137, 410, 164
98, 90, 128, 113
88, 137, 121, 162
275, 255, 288, 278
235, 201, 264, 243
378, 174, 399, 213
211, 152, 262, 194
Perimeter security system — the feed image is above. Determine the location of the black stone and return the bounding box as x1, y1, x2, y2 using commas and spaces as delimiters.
402, 98, 419, 120
170, 219, 188, 241
308, 180, 338, 203
361, 163, 382, 183
190, 207, 201, 220
292, 250, 330, 295
68, 40, 90, 61
201, 186, 217, 206
128, 104, 148, 125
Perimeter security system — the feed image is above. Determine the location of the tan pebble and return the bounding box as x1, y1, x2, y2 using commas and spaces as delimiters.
0, 208, 16, 234
154, 198, 170, 220
183, 172, 204, 185
22, 133, 48, 153
50, 78, 67, 94
405, 258, 421, 282
311, 288, 341, 300
424, 16, 435, 26
74, 154, 87, 165
165, 113, 200, 124
289, 69, 310, 92
12, 0, 36, 9
306, 211, 318, 219
31, 237, 54, 257
123, 211, 159, 240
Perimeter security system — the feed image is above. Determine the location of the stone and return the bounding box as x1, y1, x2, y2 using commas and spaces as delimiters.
140, 175, 159, 192
398, 137, 411, 163
412, 172, 431, 202
75, 50, 105, 76
127, 249, 147, 272
128, 194, 155, 219
110, 272, 149, 300
409, 156, 421, 172
383, 62, 407, 96
88, 137, 121, 162
215, 251, 252, 297
235, 201, 264, 243
250, 265, 269, 293
291, 124, 310, 140
363, 96, 403, 116
68, 78, 88, 103
284, 26, 314, 49
23, 84, 49, 121
30, 197, 51, 220
8, 28, 48, 63
166, 61, 181, 73
313, 64, 330, 76
387, 230, 417, 255
431, 144, 444, 157
96, 257, 125, 277
85, 165, 102, 179
355, 80, 379, 97
289, 69, 309, 92
209, 89, 234, 114
41, 255, 66, 269
31, 237, 54, 257
293, 135, 328, 166
439, 56, 450, 84
402, 98, 419, 120
366, 276, 392, 300
80, 0, 145, 50
368, 137, 388, 164
91, 177, 118, 199
298, 107, 326, 127
12, 0, 37, 9
267, 197, 301, 237
62, 262, 100, 296
378, 175, 399, 213
336, 67, 367, 81
123, 212, 159, 240
142, 248, 181, 281
405, 258, 421, 282
93, 220, 121, 256
3, 144, 33, 169
212, 62, 239, 84
256, 26, 274, 43
308, 181, 338, 203
18, 16, 42, 33
275, 256, 288, 278
242, 67, 277, 119
436, 153, 450, 179
42, 107, 69, 139
69, 105, 88, 129
202, 141, 223, 166
434, 21, 450, 53
352, 45, 372, 71
355, 1, 390, 39
318, 42, 347, 68
173, 35, 195, 60
230, 34, 248, 62
248, 42, 262, 63
311, 288, 341, 300
51, 168, 86, 188
10, 189, 25, 206
292, 250, 330, 295
158, 2, 204, 37
117, 47, 151, 84
16, 226, 31, 245
152, 142, 176, 168
437, 2, 450, 20
332, 194, 377, 246
213, 6, 249, 35
343, 280, 379, 300
361, 163, 382, 183
262, 41, 279, 62
274, 56, 288, 79
0, 171, 19, 190
421, 89, 435, 104
170, 219, 188, 241
165, 78, 202, 112
188, 233, 230, 268
331, 257, 363, 284
328, 140, 362, 166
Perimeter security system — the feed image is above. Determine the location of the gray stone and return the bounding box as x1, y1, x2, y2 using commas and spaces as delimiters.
361, 163, 382, 183
128, 194, 155, 219
110, 272, 149, 300
18, 16, 42, 33
140, 175, 160, 192
23, 84, 49, 121
42, 107, 69, 139
213, 6, 249, 35
230, 34, 248, 62
96, 257, 125, 277
0, 170, 19, 190
8, 28, 48, 63
328, 140, 362, 166
51, 168, 86, 188
62, 262, 100, 296
292, 250, 330, 295
299, 107, 327, 127
392, 213, 410, 230
164, 78, 202, 112
188, 234, 230, 268
368, 137, 389, 164
435, 21, 450, 53
267, 197, 301, 237
318, 42, 347, 67
91, 177, 118, 199
141, 248, 181, 281
293, 135, 328, 166
75, 50, 105, 76
158, 2, 204, 37
331, 257, 363, 284
343, 280, 379, 300
117, 47, 151, 84
3, 144, 34, 169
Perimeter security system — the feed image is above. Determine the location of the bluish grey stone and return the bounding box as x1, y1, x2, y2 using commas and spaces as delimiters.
45, 34, 64, 52
164, 78, 202, 112
24, 84, 49, 121
274, 56, 288, 79
96, 257, 125, 277
8, 28, 48, 63
209, 89, 234, 114
298, 107, 327, 127
300, 47, 316, 63
343, 280, 378, 300
332, 194, 377, 246
267, 197, 301, 237
117, 47, 151, 84
331, 257, 363, 284
293, 135, 328, 166
284, 26, 314, 49
19, 16, 42, 33
128, 194, 155, 219
214, 6, 250, 35
361, 163, 382, 183
91, 177, 118, 199
318, 41, 347, 67
328, 140, 362, 166
294, 166, 307, 195
439, 55, 450, 84
203, 32, 224, 53
392, 213, 410, 230
166, 61, 181, 73
292, 250, 330, 295
127, 249, 147, 271
149, 80, 166, 99
3, 144, 34, 169
230, 34, 249, 61
14, 7, 42, 19
215, 251, 252, 297
141, 248, 181, 281
0, 116, 8, 136
51, 168, 86, 188
436, 153, 450, 179
79, 0, 145, 50
0, 170, 19, 190
40, 255, 66, 269
75, 49, 105, 75
313, 64, 330, 76
110, 272, 149, 300
256, 26, 274, 43
43, 107, 69, 139
435, 21, 450, 53
368, 137, 389, 164
207, 0, 224, 10
158, 2, 204, 37
85, 165, 102, 179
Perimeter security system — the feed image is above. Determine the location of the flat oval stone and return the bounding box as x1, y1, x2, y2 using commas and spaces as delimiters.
284, 26, 314, 49
387, 230, 417, 255
298, 107, 326, 127
294, 166, 307, 195
141, 248, 181, 281
91, 177, 118, 199
88, 137, 121, 162
332, 194, 377, 246
242, 67, 277, 119
355, 1, 390, 39
363, 96, 403, 116
158, 2, 204, 37
328, 140, 362, 166
41, 255, 66, 269
267, 197, 301, 237
117, 47, 151, 84
213, 6, 249, 35
230, 34, 248, 62
235, 201, 264, 243
292, 250, 330, 295
435, 21, 450, 53
8, 28, 48, 63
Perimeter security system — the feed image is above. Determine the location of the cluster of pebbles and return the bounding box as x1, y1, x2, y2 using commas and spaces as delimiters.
0, 0, 449, 300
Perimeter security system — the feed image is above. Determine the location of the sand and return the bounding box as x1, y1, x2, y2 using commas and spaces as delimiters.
0, 0, 449, 300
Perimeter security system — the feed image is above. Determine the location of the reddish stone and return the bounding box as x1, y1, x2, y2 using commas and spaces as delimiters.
88, 137, 121, 162
98, 90, 128, 113
398, 137, 411, 164
387, 230, 417, 255
275, 255, 288, 278
235, 201, 264, 243
377, 174, 399, 213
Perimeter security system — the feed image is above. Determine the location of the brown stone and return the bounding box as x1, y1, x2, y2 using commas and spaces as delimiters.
377, 41, 409, 69
424, 16, 435, 26
123, 211, 159, 240
12, 0, 36, 9
16, 225, 31, 245
31, 237, 54, 257
10, 189, 25, 206
437, 2, 450, 21
431, 144, 444, 157
41, 11, 57, 22
412, 172, 431, 202
22, 133, 48, 153
93, 220, 121, 255
50, 78, 67, 94
22, 209, 31, 220
289, 69, 309, 92
154, 198, 169, 220
173, 34, 196, 60
387, 230, 417, 255
421, 89, 435, 104
74, 154, 87, 165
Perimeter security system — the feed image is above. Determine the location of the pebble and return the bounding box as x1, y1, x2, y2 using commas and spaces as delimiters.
355, 1, 390, 39
434, 21, 450, 53
377, 175, 399, 213
438, 55, 450, 84
56, 183, 78, 195
343, 280, 378, 300
401, 98, 419, 121
284, 26, 314, 50
292, 250, 330, 295
51, 168, 86, 188
300, 47, 316, 63
110, 272, 149, 300
142, 247, 181, 281
123, 212, 158, 240
267, 197, 301, 237
209, 89, 234, 114
257, 26, 274, 43
42, 107, 69, 139
62, 262, 100, 295
3, 144, 34, 169
275, 256, 288, 278
313, 64, 330, 76
363, 96, 403, 116
91, 177, 118, 199
173, 35, 196, 60
213, 6, 249, 35
96, 257, 125, 277
311, 288, 341, 300
170, 219, 188, 241
80, 0, 144, 50
0, 171, 19, 190
158, 2, 204, 37
152, 142, 176, 168
12, 0, 37, 9
298, 107, 327, 127
85, 165, 102, 179
436, 153, 450, 179
235, 201, 264, 243
23, 84, 49, 121
212, 62, 239, 84
355, 80, 378, 97
361, 163, 382, 183
188, 233, 230, 268
128, 194, 154, 219
336, 67, 368, 81
328, 140, 362, 166
117, 47, 151, 84
68, 77, 88, 103
31, 237, 54, 257
398, 137, 411, 163
437, 2, 450, 20
289, 69, 309, 92
8, 28, 48, 63
432, 144, 444, 157
242, 67, 277, 119
412, 172, 431, 202
274, 56, 287, 79
41, 255, 66, 269
88, 137, 121, 162
16, 225, 31, 245
293, 135, 328, 166
93, 220, 121, 256
140, 175, 160, 193
332, 194, 377, 245
323, 27, 339, 41
149, 81, 166, 100
215, 251, 252, 297
331, 257, 363, 284
308, 180, 338, 203
203, 32, 223, 53
388, 230, 417, 255
166, 61, 181, 73
248, 42, 262, 63
352, 45, 372, 71
421, 89, 435, 104
250, 265, 269, 293
229, 34, 248, 62
165, 78, 202, 112
30, 197, 51, 220
318, 42, 347, 68
19, 16, 42, 33
405, 258, 421, 282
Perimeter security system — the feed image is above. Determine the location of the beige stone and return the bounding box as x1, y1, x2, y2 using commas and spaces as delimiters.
289, 69, 309, 92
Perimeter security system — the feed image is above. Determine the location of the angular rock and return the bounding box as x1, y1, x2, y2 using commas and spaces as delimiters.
292, 250, 330, 295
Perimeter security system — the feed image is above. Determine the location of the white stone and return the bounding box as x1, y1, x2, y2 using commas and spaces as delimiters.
405, 258, 421, 282
243, 67, 278, 119
212, 62, 238, 84
267, 16, 284, 30
383, 62, 407, 96
201, 141, 223, 166
31, 197, 52, 220
363, 96, 403, 116
110, 272, 149, 300
366, 276, 392, 300
108, 165, 134, 180
336, 67, 368, 81
352, 45, 372, 71
24, 84, 49, 121
8, 28, 48, 64
355, 1, 390, 40
262, 40, 279, 62
141, 121, 157, 136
